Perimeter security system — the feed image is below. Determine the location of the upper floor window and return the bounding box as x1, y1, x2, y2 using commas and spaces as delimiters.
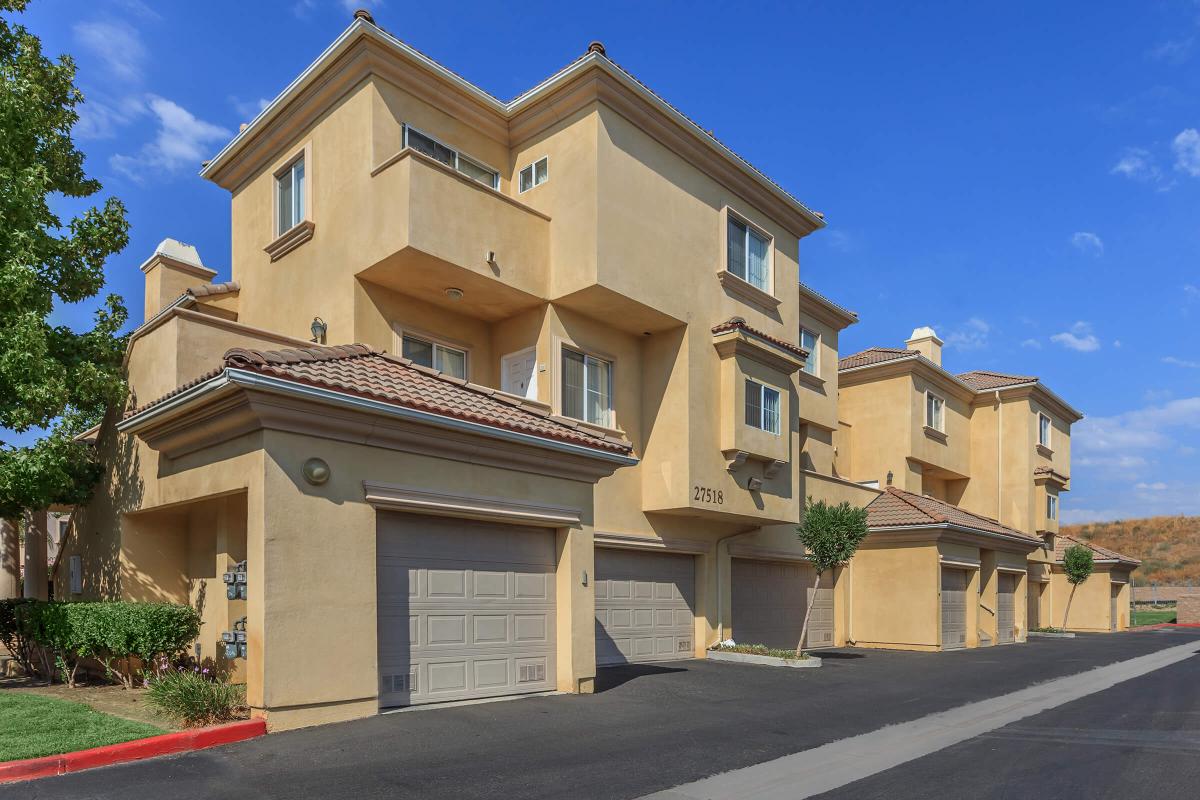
1046, 494, 1059, 521
402, 334, 467, 380
800, 328, 819, 376
745, 378, 781, 435
519, 157, 548, 192
403, 125, 499, 189
562, 347, 612, 427
926, 391, 945, 432
1038, 413, 1052, 449
276, 155, 305, 234
727, 216, 771, 292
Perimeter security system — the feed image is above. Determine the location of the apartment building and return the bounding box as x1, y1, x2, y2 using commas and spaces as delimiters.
835, 327, 1137, 644
52, 13, 882, 729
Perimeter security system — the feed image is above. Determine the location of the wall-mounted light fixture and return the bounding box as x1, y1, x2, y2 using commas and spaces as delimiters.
310, 316, 328, 344
444, 287, 464, 301
886, 470, 894, 486
302, 457, 330, 485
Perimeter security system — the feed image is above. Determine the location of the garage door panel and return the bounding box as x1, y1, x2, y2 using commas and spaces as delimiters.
731, 559, 833, 650
595, 549, 696, 665
941, 567, 968, 650
997, 574, 1016, 644
377, 514, 556, 707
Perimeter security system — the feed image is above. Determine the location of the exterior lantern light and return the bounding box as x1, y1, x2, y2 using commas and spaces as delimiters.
302, 457, 331, 485
310, 316, 328, 343
886, 470, 894, 486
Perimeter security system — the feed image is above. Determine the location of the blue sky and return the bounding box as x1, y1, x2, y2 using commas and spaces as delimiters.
11, 0, 1200, 523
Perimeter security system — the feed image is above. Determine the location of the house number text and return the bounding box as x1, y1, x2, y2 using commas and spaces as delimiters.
693, 486, 724, 505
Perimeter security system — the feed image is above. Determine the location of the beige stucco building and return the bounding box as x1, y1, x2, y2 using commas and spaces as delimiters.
52, 13, 885, 730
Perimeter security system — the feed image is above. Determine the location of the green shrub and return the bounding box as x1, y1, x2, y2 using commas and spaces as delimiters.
146, 670, 247, 727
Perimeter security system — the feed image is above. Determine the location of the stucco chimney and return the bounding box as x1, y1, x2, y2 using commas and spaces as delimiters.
139, 238, 216, 322
905, 326, 943, 366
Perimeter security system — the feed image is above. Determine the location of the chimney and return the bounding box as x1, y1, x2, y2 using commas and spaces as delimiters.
905, 326, 943, 366
139, 238, 216, 322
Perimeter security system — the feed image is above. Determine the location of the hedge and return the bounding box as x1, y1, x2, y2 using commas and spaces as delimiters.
0, 599, 200, 688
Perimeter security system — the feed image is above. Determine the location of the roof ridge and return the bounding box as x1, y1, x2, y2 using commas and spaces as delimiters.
884, 487, 945, 524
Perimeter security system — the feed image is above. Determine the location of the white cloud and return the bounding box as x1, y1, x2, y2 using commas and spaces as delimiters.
1111, 147, 1162, 182
824, 229, 855, 253
1112, 339, 1122, 348
340, 0, 384, 11
73, 20, 146, 83
1135, 482, 1168, 491
229, 96, 271, 121
942, 317, 990, 351
1020, 338, 1042, 349
75, 95, 145, 140
1185, 284, 1200, 301
1050, 321, 1100, 352
1070, 231, 1104, 255
110, 95, 229, 182
1075, 397, 1200, 456
1163, 356, 1200, 369
1173, 128, 1200, 176
1149, 37, 1195, 64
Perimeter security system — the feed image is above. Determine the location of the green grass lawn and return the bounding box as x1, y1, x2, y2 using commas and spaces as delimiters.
0, 693, 165, 762
1132, 608, 1177, 626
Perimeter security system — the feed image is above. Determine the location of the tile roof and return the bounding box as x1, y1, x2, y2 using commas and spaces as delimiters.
1053, 533, 1141, 566
128, 344, 634, 456
797, 281, 858, 324
866, 487, 1041, 543
838, 347, 915, 371
711, 317, 809, 360
956, 370, 1038, 391
187, 281, 240, 299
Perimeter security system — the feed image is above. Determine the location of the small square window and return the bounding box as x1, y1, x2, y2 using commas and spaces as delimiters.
926, 392, 945, 432
401, 334, 467, 380
561, 347, 612, 427
1038, 413, 1052, 448
800, 328, 819, 376
1047, 494, 1059, 520
276, 155, 305, 235
745, 379, 781, 434
519, 157, 549, 193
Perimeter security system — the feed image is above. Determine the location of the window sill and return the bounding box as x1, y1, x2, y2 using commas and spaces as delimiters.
264, 220, 315, 262
923, 425, 948, 443
796, 369, 825, 389
1036, 444, 1054, 458
717, 270, 781, 311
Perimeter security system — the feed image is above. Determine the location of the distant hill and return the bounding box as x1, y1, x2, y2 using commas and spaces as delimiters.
1062, 515, 1200, 586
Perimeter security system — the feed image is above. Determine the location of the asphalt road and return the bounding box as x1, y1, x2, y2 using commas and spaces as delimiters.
10, 629, 1199, 800
816, 635, 1200, 800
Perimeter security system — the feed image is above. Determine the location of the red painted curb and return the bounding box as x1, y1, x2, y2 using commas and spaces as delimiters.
0, 719, 266, 784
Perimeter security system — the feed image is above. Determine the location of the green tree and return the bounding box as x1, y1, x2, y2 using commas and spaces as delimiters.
795, 498, 870, 657
1061, 543, 1095, 630
0, 0, 130, 518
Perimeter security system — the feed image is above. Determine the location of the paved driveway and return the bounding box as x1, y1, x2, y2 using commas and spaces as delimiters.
11, 629, 1200, 800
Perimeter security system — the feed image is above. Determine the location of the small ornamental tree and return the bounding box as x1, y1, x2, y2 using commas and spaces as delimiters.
795, 498, 869, 657
1061, 543, 1095, 630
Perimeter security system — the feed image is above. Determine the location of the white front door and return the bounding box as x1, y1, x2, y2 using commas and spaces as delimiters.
501, 348, 537, 400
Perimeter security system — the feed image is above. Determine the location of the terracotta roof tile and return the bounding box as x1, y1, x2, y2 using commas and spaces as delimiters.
957, 370, 1038, 391
187, 281, 240, 299
1053, 533, 1141, 566
838, 347, 915, 371
128, 344, 634, 456
711, 317, 809, 360
866, 487, 1040, 543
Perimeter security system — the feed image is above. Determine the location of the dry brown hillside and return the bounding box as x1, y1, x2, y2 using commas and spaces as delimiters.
1062, 515, 1200, 586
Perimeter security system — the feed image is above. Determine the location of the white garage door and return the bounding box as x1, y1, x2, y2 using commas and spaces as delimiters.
997, 573, 1016, 644
377, 513, 556, 707
731, 559, 834, 650
595, 548, 695, 665
940, 567, 968, 650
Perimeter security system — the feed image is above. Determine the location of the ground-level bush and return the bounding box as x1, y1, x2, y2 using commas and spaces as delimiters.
146, 670, 247, 727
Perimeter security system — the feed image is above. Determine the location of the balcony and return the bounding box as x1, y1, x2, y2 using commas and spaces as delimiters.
357, 149, 550, 321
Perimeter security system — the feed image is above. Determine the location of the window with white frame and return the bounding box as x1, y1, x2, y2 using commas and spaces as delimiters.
276, 155, 305, 235
69, 555, 82, 595
561, 347, 612, 427
404, 125, 499, 189
401, 334, 467, 379
926, 391, 945, 432
519, 157, 548, 192
800, 328, 819, 376
745, 378, 781, 434
727, 215, 771, 292
1039, 413, 1052, 448
1047, 494, 1059, 521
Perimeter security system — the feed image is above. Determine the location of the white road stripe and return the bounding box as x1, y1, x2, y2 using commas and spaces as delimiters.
639, 640, 1199, 800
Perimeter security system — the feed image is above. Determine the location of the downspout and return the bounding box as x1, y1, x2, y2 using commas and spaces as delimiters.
995, 390, 1002, 522
714, 526, 759, 644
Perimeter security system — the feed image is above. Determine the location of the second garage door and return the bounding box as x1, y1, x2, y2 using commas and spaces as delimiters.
595, 548, 695, 665
376, 513, 556, 707
731, 559, 834, 650
940, 567, 968, 650
997, 573, 1016, 644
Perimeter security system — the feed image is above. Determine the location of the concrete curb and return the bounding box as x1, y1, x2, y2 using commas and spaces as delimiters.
0, 719, 266, 784
707, 650, 822, 668
1028, 631, 1075, 639
1130, 622, 1200, 632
